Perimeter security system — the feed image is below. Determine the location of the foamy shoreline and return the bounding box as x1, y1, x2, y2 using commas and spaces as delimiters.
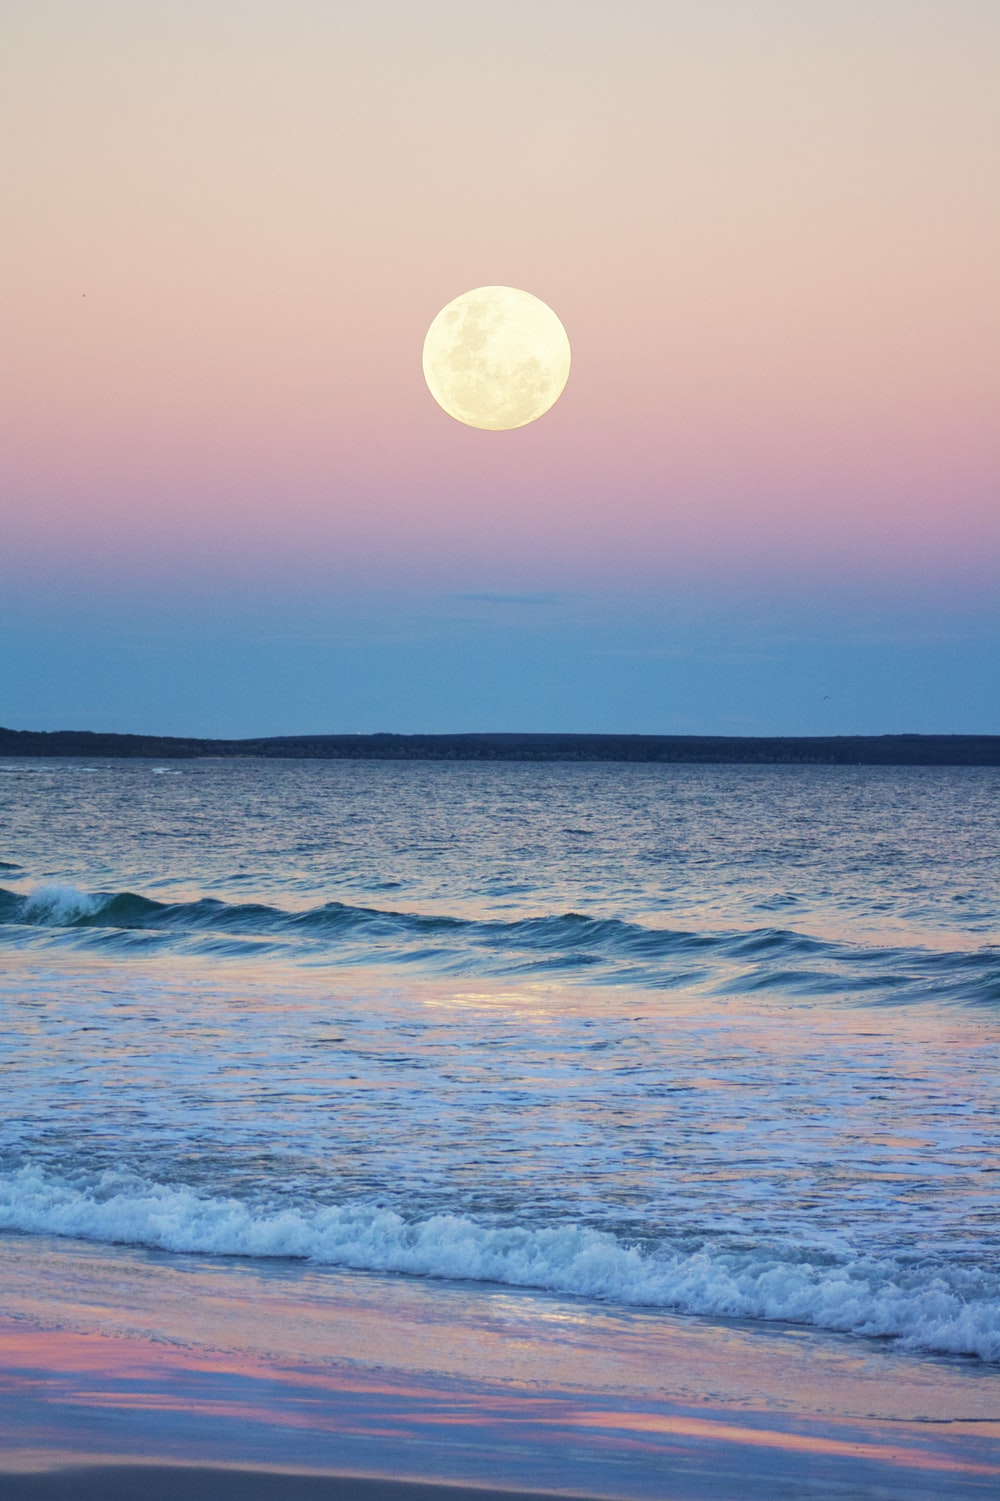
3, 1235, 999, 1500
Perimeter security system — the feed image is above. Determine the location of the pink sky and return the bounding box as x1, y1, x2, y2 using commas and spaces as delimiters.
2, 2, 997, 732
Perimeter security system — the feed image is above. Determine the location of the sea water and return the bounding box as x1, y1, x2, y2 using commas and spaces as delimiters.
1, 758, 998, 1365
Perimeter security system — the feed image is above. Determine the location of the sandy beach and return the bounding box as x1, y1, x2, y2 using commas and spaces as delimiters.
2, 1233, 998, 1501
4, 1458, 996, 1501
0, 1469, 607, 1501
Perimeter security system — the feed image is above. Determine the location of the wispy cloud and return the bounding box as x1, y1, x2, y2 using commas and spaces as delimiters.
594, 645, 775, 664
450, 592, 562, 606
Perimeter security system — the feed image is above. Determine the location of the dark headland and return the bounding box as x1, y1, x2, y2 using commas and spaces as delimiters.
1, 727, 998, 765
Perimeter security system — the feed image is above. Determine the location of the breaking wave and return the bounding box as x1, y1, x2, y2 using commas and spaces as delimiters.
1, 1166, 996, 1363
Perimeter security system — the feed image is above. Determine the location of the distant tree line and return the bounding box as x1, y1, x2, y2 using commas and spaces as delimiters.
1, 727, 998, 765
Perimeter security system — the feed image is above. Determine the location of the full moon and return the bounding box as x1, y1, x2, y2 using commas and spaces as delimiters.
422, 286, 571, 430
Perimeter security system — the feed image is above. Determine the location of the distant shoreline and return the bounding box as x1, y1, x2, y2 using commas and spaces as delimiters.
2, 727, 999, 765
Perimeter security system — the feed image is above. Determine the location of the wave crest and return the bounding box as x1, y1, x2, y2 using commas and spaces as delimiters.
1, 1167, 997, 1363
1, 882, 997, 1004
21, 884, 103, 924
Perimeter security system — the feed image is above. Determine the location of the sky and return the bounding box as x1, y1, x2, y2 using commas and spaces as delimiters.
2, 0, 998, 737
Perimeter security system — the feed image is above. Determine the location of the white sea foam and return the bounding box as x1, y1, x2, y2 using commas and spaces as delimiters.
1, 1167, 997, 1363
21, 884, 101, 924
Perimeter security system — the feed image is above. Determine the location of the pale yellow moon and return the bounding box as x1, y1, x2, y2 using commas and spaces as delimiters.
422, 286, 571, 431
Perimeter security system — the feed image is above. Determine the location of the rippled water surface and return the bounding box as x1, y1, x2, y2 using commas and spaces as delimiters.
1, 758, 998, 1363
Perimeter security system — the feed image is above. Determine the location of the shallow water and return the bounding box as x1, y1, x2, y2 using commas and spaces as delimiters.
1, 759, 998, 1363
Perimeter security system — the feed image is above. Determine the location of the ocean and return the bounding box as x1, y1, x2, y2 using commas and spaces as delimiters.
1, 756, 998, 1384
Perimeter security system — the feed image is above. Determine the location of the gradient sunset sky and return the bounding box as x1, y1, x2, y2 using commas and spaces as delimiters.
3, 1, 998, 735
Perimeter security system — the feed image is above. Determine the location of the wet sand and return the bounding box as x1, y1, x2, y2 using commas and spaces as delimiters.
0, 1470, 604, 1501
2, 1233, 998, 1500
5, 1443, 1000, 1501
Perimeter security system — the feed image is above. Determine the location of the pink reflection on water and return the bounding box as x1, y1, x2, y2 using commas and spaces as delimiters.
3, 1317, 998, 1491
